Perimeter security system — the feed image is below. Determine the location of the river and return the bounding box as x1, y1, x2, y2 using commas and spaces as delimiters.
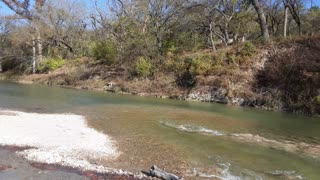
0, 81, 319, 180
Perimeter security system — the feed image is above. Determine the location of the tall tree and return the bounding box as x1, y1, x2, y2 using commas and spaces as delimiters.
250, 0, 270, 40
284, 0, 302, 35
283, 1, 289, 37
265, 0, 283, 36
1, 0, 46, 73
146, 0, 187, 58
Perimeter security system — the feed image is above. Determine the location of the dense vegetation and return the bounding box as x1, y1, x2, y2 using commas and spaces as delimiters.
0, 0, 319, 114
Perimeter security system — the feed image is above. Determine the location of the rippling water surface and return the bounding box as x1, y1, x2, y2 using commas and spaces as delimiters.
0, 81, 319, 179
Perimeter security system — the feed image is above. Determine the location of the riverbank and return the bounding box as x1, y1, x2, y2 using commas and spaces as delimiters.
0, 109, 146, 179
0, 109, 243, 180
0, 145, 147, 180
0, 147, 87, 180
1, 36, 319, 115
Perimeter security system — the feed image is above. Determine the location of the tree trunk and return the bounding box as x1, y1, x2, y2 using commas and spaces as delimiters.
209, 23, 217, 51
251, 0, 270, 41
224, 22, 230, 44
283, 6, 288, 37
36, 27, 42, 63
156, 29, 163, 55
32, 38, 36, 74
286, 1, 301, 35
288, 19, 292, 35
0, 61, 2, 72
142, 16, 149, 33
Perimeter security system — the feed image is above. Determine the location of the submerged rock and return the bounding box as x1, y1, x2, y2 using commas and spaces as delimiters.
104, 82, 122, 93
142, 165, 180, 180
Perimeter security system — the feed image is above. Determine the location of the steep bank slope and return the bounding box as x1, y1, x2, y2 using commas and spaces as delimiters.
3, 37, 320, 115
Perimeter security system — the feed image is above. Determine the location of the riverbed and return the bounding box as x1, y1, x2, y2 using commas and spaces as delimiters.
0, 81, 319, 179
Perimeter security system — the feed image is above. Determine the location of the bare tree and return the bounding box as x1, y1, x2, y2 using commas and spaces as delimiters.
0, 15, 12, 72
265, 0, 283, 36
146, 0, 187, 58
284, 0, 302, 35
250, 0, 270, 40
1, 0, 46, 73
283, 1, 289, 37
42, 0, 89, 56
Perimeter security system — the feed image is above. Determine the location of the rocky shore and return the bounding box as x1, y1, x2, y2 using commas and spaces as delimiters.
0, 146, 145, 180
0, 110, 148, 180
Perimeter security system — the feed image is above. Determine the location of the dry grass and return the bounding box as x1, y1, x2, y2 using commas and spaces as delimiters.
5, 36, 319, 114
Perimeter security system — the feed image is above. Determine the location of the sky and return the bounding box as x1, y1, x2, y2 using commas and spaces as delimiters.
0, 0, 100, 15
0, 0, 320, 16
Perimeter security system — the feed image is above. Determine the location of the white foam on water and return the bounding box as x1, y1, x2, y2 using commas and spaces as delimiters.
161, 121, 320, 161
191, 162, 258, 180
0, 109, 127, 175
217, 162, 247, 180
161, 121, 224, 136
267, 170, 304, 180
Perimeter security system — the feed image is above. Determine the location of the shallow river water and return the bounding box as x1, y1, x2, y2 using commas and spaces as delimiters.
0, 81, 319, 179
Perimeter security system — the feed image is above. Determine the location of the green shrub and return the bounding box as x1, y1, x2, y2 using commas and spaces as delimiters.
190, 56, 212, 75
38, 57, 66, 73
213, 50, 227, 66
228, 54, 237, 64
239, 41, 256, 57
165, 41, 177, 56
134, 57, 152, 77
164, 54, 213, 76
90, 41, 117, 65
171, 60, 187, 75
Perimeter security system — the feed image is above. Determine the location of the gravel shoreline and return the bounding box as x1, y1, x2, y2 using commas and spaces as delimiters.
0, 110, 147, 179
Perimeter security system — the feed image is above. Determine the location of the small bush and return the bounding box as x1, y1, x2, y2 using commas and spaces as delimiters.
165, 41, 177, 56
162, 59, 178, 72
228, 54, 237, 64
190, 56, 212, 75
90, 41, 117, 65
134, 57, 152, 77
163, 53, 213, 76
38, 57, 66, 73
239, 41, 256, 57
213, 50, 227, 66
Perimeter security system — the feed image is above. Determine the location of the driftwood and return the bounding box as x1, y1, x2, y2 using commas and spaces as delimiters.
142, 165, 180, 180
